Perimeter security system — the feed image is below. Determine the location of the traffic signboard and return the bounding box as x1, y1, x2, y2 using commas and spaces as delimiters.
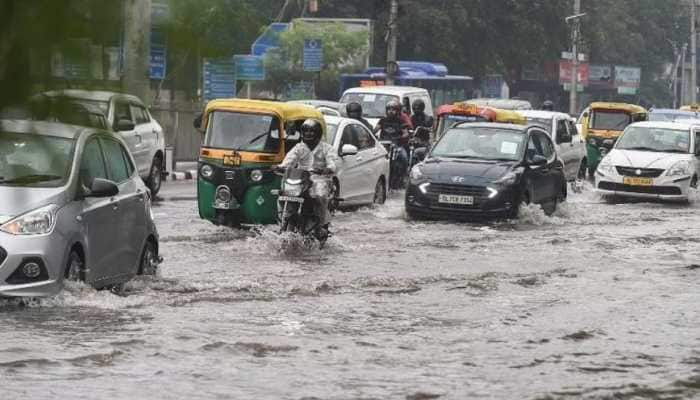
234, 55, 265, 81
303, 39, 323, 72
203, 59, 236, 102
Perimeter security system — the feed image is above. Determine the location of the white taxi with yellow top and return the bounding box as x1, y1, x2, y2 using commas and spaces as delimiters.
595, 121, 700, 201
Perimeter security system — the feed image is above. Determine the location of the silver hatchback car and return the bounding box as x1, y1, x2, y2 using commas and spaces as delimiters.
0, 120, 160, 297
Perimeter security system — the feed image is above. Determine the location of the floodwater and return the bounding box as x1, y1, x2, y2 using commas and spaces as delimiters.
1, 182, 699, 399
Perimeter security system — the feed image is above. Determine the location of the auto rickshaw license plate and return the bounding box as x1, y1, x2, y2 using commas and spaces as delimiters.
623, 177, 653, 186
439, 194, 474, 205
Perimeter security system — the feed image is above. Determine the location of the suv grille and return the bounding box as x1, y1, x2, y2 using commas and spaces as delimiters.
615, 166, 664, 178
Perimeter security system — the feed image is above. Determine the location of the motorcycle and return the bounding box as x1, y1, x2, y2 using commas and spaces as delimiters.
407, 126, 431, 170
379, 125, 408, 190
271, 167, 331, 247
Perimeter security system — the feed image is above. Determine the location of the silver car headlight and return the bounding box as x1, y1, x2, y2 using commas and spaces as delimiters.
667, 160, 692, 177
284, 183, 302, 197
597, 157, 615, 175
493, 171, 518, 186
0, 204, 59, 235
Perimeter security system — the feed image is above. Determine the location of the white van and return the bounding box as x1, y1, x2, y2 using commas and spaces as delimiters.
340, 86, 433, 128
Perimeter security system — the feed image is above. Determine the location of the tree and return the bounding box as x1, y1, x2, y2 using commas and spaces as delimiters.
261, 21, 369, 99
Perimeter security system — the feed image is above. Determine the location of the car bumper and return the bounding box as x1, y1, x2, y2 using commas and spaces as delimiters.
0, 230, 68, 298
405, 182, 518, 220
595, 173, 691, 201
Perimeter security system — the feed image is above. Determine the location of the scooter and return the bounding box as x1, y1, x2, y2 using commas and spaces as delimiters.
271, 167, 330, 247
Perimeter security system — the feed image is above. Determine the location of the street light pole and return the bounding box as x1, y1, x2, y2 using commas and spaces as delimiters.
691, 0, 697, 104
386, 0, 399, 86
569, 0, 581, 115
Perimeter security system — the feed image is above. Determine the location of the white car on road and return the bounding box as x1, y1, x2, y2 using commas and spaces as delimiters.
520, 110, 586, 181
324, 116, 390, 207
595, 121, 700, 201
339, 86, 434, 128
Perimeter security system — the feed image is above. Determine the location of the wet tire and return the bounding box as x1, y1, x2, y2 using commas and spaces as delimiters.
373, 178, 386, 205
577, 159, 587, 180
146, 155, 163, 196
65, 249, 85, 282
329, 180, 340, 214
508, 191, 530, 219
138, 239, 158, 275
541, 198, 557, 216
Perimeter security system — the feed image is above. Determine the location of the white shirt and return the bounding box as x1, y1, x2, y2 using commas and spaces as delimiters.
280, 141, 338, 172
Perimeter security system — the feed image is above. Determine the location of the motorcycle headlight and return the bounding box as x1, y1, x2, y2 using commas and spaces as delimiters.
493, 171, 518, 186
667, 160, 692, 177
410, 165, 424, 180
250, 169, 264, 182
200, 164, 214, 179
0, 204, 59, 235
597, 157, 615, 175
284, 183, 302, 197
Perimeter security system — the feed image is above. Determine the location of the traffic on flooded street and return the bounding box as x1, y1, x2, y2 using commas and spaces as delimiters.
1, 180, 699, 399
3, 0, 700, 399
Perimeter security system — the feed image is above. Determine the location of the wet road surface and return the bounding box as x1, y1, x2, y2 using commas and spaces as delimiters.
1, 181, 699, 399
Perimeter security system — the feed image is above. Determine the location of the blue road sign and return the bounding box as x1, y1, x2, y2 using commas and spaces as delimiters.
203, 59, 236, 102
150, 29, 167, 80
303, 39, 323, 72
234, 55, 265, 81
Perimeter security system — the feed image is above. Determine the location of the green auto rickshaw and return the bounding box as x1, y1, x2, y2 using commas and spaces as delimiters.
195, 99, 326, 227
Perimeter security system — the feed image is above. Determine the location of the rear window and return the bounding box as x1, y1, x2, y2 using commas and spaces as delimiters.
591, 110, 632, 131
339, 93, 399, 119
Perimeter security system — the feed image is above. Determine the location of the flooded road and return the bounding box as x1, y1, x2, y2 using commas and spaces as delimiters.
1, 181, 699, 399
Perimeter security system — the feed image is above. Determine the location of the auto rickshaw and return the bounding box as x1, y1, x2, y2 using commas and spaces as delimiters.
195, 99, 326, 227
434, 102, 527, 138
579, 102, 648, 175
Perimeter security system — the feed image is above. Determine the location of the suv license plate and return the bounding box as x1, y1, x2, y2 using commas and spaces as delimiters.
438, 194, 474, 205
278, 196, 304, 203
623, 176, 653, 186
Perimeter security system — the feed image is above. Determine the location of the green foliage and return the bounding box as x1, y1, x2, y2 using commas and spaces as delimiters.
262, 21, 369, 99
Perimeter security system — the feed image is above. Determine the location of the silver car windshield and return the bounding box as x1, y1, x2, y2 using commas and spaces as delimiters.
616, 126, 690, 153
0, 132, 75, 187
432, 127, 526, 161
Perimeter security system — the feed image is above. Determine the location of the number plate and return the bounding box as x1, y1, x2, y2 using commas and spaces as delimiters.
438, 194, 474, 205
622, 176, 653, 186
278, 196, 304, 203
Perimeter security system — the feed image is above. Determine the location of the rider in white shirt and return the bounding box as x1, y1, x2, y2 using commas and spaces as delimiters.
278, 119, 338, 228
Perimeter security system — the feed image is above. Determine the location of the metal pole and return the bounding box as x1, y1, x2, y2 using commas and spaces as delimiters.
692, 0, 697, 103
386, 0, 399, 86
246, 82, 251, 99
673, 45, 682, 108
682, 43, 688, 105
569, 0, 581, 115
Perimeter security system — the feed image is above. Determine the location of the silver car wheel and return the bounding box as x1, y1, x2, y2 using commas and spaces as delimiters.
139, 240, 158, 275
65, 250, 85, 282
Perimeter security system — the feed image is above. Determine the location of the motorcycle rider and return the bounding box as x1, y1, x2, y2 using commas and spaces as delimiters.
374, 100, 412, 185
409, 99, 433, 164
276, 119, 337, 232
345, 102, 373, 131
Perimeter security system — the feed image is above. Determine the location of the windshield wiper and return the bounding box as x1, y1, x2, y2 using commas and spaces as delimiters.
248, 132, 271, 145
660, 148, 689, 153
0, 174, 63, 184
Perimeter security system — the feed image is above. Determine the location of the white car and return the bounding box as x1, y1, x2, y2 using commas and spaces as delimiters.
595, 121, 700, 201
339, 86, 434, 128
37, 90, 166, 195
324, 116, 390, 207
520, 110, 586, 181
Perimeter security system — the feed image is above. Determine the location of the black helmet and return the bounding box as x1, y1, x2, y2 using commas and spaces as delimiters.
411, 99, 425, 114
386, 100, 401, 117
301, 119, 323, 148
542, 100, 554, 111
346, 102, 363, 119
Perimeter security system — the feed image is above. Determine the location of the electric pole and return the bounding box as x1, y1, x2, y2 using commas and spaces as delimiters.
123, 0, 151, 103
569, 0, 581, 115
682, 43, 688, 104
386, 0, 399, 86
691, 0, 697, 104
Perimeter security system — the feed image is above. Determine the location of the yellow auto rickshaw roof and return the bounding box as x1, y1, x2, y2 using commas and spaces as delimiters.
589, 102, 647, 114
204, 98, 325, 121
680, 104, 700, 111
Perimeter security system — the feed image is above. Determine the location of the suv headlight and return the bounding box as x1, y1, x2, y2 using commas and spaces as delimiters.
597, 157, 614, 175
494, 171, 518, 186
410, 165, 424, 180
0, 204, 59, 235
667, 160, 692, 177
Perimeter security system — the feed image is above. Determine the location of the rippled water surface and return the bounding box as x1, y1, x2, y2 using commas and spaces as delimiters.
1, 182, 699, 399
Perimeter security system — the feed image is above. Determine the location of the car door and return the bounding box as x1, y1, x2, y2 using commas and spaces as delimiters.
78, 138, 120, 284
130, 103, 157, 176
553, 117, 576, 180
112, 99, 147, 175
535, 131, 562, 199
694, 128, 700, 176
335, 122, 363, 202
524, 130, 556, 203
354, 123, 385, 201
100, 136, 148, 277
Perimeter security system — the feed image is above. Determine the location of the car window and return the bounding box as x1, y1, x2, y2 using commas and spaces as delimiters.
120, 145, 135, 177
100, 138, 130, 183
566, 120, 578, 136
80, 138, 107, 188
526, 132, 545, 161
420, 94, 434, 116
556, 119, 568, 137
696, 130, 700, 154
354, 124, 375, 151
131, 105, 150, 125
340, 125, 359, 148
536, 131, 555, 159
114, 101, 133, 123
